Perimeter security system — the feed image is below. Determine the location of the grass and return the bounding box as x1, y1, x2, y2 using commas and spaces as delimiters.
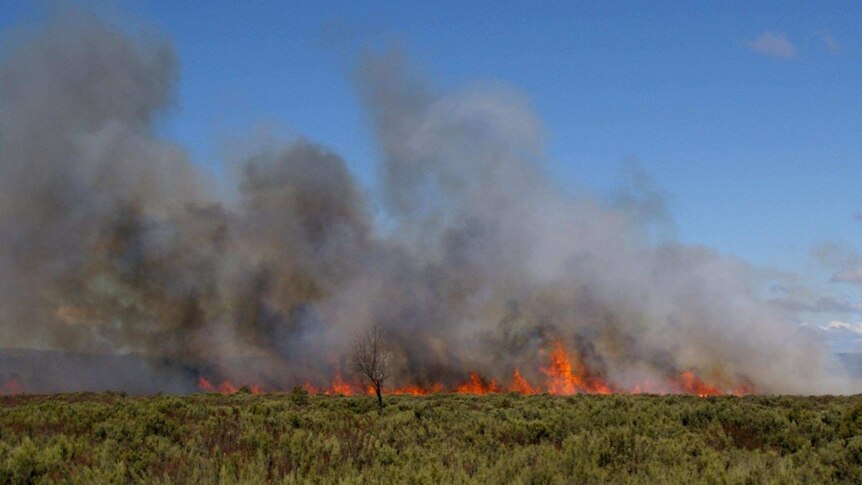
0, 390, 861, 484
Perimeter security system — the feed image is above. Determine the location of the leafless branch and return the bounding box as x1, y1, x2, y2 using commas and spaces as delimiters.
352, 325, 391, 411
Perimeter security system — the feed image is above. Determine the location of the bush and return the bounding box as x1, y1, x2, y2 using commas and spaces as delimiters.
290, 386, 309, 406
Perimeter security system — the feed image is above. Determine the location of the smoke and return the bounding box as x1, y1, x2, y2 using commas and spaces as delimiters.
0, 14, 849, 395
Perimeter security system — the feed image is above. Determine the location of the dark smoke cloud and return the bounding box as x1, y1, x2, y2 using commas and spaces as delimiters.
0, 14, 851, 394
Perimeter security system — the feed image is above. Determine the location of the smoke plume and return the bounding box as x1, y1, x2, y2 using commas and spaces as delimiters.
0, 15, 849, 394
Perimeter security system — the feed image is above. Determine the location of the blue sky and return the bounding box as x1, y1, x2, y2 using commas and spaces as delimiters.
2, 1, 861, 347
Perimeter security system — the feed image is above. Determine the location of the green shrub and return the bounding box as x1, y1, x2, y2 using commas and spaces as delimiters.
289, 386, 309, 406
0, 392, 861, 483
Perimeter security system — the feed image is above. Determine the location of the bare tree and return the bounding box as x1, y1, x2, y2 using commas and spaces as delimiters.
351, 325, 391, 412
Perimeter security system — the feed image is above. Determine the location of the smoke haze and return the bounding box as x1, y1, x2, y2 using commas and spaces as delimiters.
0, 14, 850, 394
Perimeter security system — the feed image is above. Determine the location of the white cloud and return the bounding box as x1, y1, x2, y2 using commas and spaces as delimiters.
820, 320, 862, 335
747, 32, 796, 60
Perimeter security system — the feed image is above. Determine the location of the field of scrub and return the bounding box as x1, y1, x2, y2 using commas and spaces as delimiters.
1, 391, 861, 484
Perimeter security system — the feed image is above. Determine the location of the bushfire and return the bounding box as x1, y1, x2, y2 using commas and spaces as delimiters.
197, 340, 753, 397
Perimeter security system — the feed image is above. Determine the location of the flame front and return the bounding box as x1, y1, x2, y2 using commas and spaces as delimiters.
456, 373, 500, 395
381, 383, 443, 396
195, 340, 752, 397
197, 376, 261, 395
327, 370, 354, 395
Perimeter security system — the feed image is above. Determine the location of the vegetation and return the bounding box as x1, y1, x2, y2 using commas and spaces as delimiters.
0, 391, 861, 484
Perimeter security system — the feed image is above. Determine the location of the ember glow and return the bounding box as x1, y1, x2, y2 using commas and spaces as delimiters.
197, 376, 261, 395
1, 378, 23, 395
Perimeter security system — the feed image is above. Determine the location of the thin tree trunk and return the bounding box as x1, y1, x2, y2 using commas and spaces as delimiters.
375, 383, 383, 413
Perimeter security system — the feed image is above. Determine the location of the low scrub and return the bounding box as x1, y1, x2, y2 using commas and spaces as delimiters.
0, 392, 861, 483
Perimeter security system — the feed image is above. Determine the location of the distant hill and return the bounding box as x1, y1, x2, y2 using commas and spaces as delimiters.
0, 348, 198, 394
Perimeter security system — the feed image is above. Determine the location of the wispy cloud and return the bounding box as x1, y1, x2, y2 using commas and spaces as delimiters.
811, 242, 862, 285
747, 32, 796, 60
816, 31, 842, 54
832, 268, 862, 285
770, 295, 862, 314
811, 242, 861, 270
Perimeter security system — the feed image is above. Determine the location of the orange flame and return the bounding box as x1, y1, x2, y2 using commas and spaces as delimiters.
508, 368, 537, 394
197, 376, 215, 392
326, 370, 354, 395
674, 371, 722, 397
456, 372, 500, 395
540, 341, 613, 395
301, 370, 360, 396
218, 381, 238, 394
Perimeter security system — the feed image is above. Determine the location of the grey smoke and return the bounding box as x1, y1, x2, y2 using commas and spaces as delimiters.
0, 15, 850, 394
